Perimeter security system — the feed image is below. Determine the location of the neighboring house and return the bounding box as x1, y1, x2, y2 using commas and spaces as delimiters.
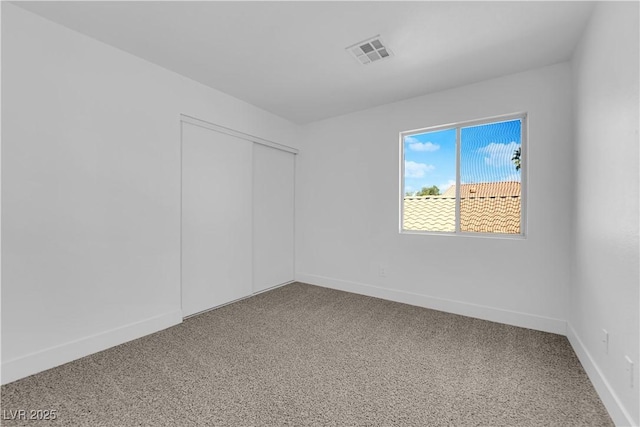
404, 182, 521, 234
404, 196, 456, 232
441, 181, 521, 198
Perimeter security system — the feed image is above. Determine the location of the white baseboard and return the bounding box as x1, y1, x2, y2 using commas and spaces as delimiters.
567, 324, 637, 427
1, 310, 182, 385
295, 273, 567, 335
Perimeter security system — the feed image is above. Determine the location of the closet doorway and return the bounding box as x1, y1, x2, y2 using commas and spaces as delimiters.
180, 115, 296, 318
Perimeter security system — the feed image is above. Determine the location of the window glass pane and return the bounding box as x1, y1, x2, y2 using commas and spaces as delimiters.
460, 119, 522, 234
403, 128, 456, 232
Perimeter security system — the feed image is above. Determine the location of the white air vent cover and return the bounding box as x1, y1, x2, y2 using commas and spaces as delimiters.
346, 35, 393, 65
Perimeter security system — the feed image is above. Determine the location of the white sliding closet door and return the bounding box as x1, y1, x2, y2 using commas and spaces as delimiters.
253, 145, 295, 292
181, 122, 253, 317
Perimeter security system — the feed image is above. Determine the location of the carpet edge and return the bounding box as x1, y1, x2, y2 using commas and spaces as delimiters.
1, 310, 183, 385
295, 273, 566, 334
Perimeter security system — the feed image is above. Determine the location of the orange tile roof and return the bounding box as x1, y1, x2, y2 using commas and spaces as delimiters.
404, 182, 521, 234
441, 182, 521, 198
460, 196, 520, 234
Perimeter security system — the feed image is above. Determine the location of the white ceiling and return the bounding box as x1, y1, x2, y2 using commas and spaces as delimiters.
14, 1, 595, 124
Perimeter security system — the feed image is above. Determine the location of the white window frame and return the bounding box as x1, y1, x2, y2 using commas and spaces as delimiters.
399, 112, 527, 239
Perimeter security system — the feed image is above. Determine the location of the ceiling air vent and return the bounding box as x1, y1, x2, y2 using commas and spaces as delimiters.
346, 35, 393, 65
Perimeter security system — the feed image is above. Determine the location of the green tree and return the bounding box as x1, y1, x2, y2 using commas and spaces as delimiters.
415, 185, 440, 196
512, 147, 521, 171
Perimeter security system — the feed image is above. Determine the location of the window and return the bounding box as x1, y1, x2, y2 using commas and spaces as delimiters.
400, 113, 526, 237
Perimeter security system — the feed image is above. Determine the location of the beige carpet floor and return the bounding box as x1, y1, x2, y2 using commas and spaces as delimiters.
1, 282, 613, 426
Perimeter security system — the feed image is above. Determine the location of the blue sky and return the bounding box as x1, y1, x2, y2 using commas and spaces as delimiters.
404, 119, 521, 195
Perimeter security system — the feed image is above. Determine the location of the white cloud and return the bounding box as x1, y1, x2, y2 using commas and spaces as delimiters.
405, 161, 434, 178
406, 137, 440, 152
404, 135, 419, 144
479, 141, 520, 167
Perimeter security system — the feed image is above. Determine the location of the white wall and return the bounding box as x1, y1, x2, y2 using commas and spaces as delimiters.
1, 3, 299, 384
570, 2, 639, 425
296, 63, 573, 334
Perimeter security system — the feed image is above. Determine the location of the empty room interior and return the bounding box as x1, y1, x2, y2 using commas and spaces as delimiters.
1, 1, 639, 426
